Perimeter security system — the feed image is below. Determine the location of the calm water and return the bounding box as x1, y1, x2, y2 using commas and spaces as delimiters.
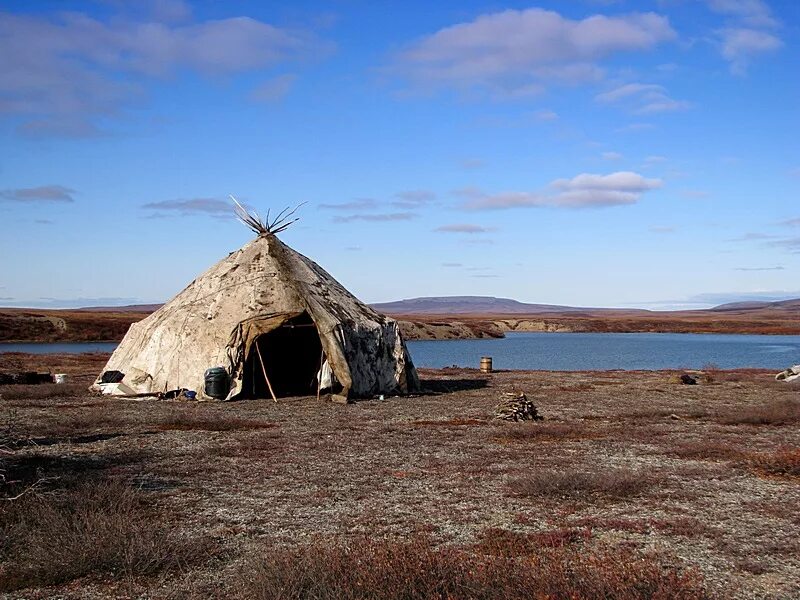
406, 332, 800, 371
2, 333, 799, 370
0, 342, 119, 354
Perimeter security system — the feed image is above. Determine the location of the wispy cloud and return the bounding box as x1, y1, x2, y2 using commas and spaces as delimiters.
442, 262, 463, 267
649, 225, 675, 233
0, 185, 76, 203
458, 171, 662, 210
616, 122, 655, 133
333, 212, 418, 223
391, 8, 674, 97
595, 82, 689, 114
601, 151, 623, 160
434, 223, 494, 234
781, 217, 800, 226
706, 0, 782, 74
765, 237, 800, 253
680, 189, 712, 199
460, 158, 485, 170
718, 28, 782, 74
142, 198, 230, 215
0, 9, 327, 136
393, 190, 436, 208
534, 109, 559, 121
707, 0, 778, 28
734, 266, 784, 271
319, 198, 377, 210
726, 232, 779, 242
249, 74, 297, 102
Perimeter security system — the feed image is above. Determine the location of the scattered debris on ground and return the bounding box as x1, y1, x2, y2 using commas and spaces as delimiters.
776, 364, 800, 382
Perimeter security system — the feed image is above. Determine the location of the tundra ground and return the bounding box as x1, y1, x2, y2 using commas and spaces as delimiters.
1, 353, 799, 599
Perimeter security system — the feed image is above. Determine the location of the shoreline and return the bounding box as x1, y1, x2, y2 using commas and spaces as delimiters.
3, 305, 800, 343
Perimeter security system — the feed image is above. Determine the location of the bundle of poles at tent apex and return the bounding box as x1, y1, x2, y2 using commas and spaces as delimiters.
231, 195, 306, 235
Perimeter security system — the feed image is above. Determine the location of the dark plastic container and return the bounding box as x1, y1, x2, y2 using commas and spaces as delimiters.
204, 367, 229, 399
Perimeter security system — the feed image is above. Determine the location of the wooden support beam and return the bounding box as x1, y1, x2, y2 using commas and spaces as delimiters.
255, 341, 277, 403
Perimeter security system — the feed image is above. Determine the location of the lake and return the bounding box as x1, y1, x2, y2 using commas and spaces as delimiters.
1, 333, 799, 370
406, 332, 800, 371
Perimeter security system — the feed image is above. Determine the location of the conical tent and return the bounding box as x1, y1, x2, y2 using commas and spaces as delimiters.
92, 233, 420, 401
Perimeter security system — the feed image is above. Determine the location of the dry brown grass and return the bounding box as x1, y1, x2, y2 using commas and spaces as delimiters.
568, 516, 717, 539
493, 420, 597, 442
410, 417, 486, 427
508, 467, 657, 500
3, 354, 799, 599
666, 440, 744, 461
236, 534, 708, 600
0, 477, 210, 591
745, 447, 800, 479
155, 410, 275, 432
717, 399, 800, 425
0, 383, 88, 401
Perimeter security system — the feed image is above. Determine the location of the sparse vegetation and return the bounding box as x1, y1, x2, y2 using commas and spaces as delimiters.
236, 534, 708, 600
0, 477, 210, 591
746, 447, 800, 479
1, 358, 798, 598
718, 399, 800, 425
508, 468, 656, 500
493, 420, 596, 442
156, 410, 275, 432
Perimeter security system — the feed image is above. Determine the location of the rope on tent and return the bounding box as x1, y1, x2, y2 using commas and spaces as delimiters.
230, 195, 306, 236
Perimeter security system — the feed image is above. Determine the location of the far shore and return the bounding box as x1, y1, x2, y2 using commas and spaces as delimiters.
2, 305, 800, 344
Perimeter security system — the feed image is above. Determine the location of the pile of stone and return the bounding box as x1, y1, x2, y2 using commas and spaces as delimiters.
495, 392, 544, 422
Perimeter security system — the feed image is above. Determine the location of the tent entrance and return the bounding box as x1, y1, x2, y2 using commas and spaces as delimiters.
241, 313, 323, 399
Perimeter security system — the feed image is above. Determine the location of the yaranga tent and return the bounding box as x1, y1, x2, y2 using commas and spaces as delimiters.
92, 203, 420, 402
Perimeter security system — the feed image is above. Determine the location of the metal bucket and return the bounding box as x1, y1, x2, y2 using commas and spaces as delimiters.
480, 357, 493, 373
54, 373, 68, 384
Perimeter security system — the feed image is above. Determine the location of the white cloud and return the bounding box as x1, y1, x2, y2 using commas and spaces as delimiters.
434, 224, 494, 234
249, 74, 297, 102
333, 212, 418, 223
0, 9, 326, 136
393, 190, 437, 208
601, 151, 623, 160
0, 185, 76, 203
534, 109, 559, 121
393, 8, 674, 96
705, 0, 782, 74
142, 198, 230, 215
707, 0, 778, 28
459, 171, 662, 210
319, 198, 377, 210
460, 158, 485, 169
595, 83, 663, 103
596, 82, 689, 114
718, 27, 782, 74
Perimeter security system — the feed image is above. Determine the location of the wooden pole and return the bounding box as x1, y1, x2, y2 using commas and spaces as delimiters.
316, 349, 324, 401
255, 341, 277, 403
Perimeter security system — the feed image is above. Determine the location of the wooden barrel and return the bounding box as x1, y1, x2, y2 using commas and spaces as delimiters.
480, 356, 493, 373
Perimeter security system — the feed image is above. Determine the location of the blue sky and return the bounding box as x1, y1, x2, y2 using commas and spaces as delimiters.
1, 0, 798, 309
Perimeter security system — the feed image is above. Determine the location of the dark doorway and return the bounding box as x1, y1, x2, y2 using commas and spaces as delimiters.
241, 313, 323, 398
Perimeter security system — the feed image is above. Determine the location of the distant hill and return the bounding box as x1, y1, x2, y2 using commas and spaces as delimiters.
370, 296, 605, 315
710, 298, 800, 312
78, 304, 163, 312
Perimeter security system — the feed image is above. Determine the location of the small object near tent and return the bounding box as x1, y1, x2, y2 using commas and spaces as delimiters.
92, 201, 419, 402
